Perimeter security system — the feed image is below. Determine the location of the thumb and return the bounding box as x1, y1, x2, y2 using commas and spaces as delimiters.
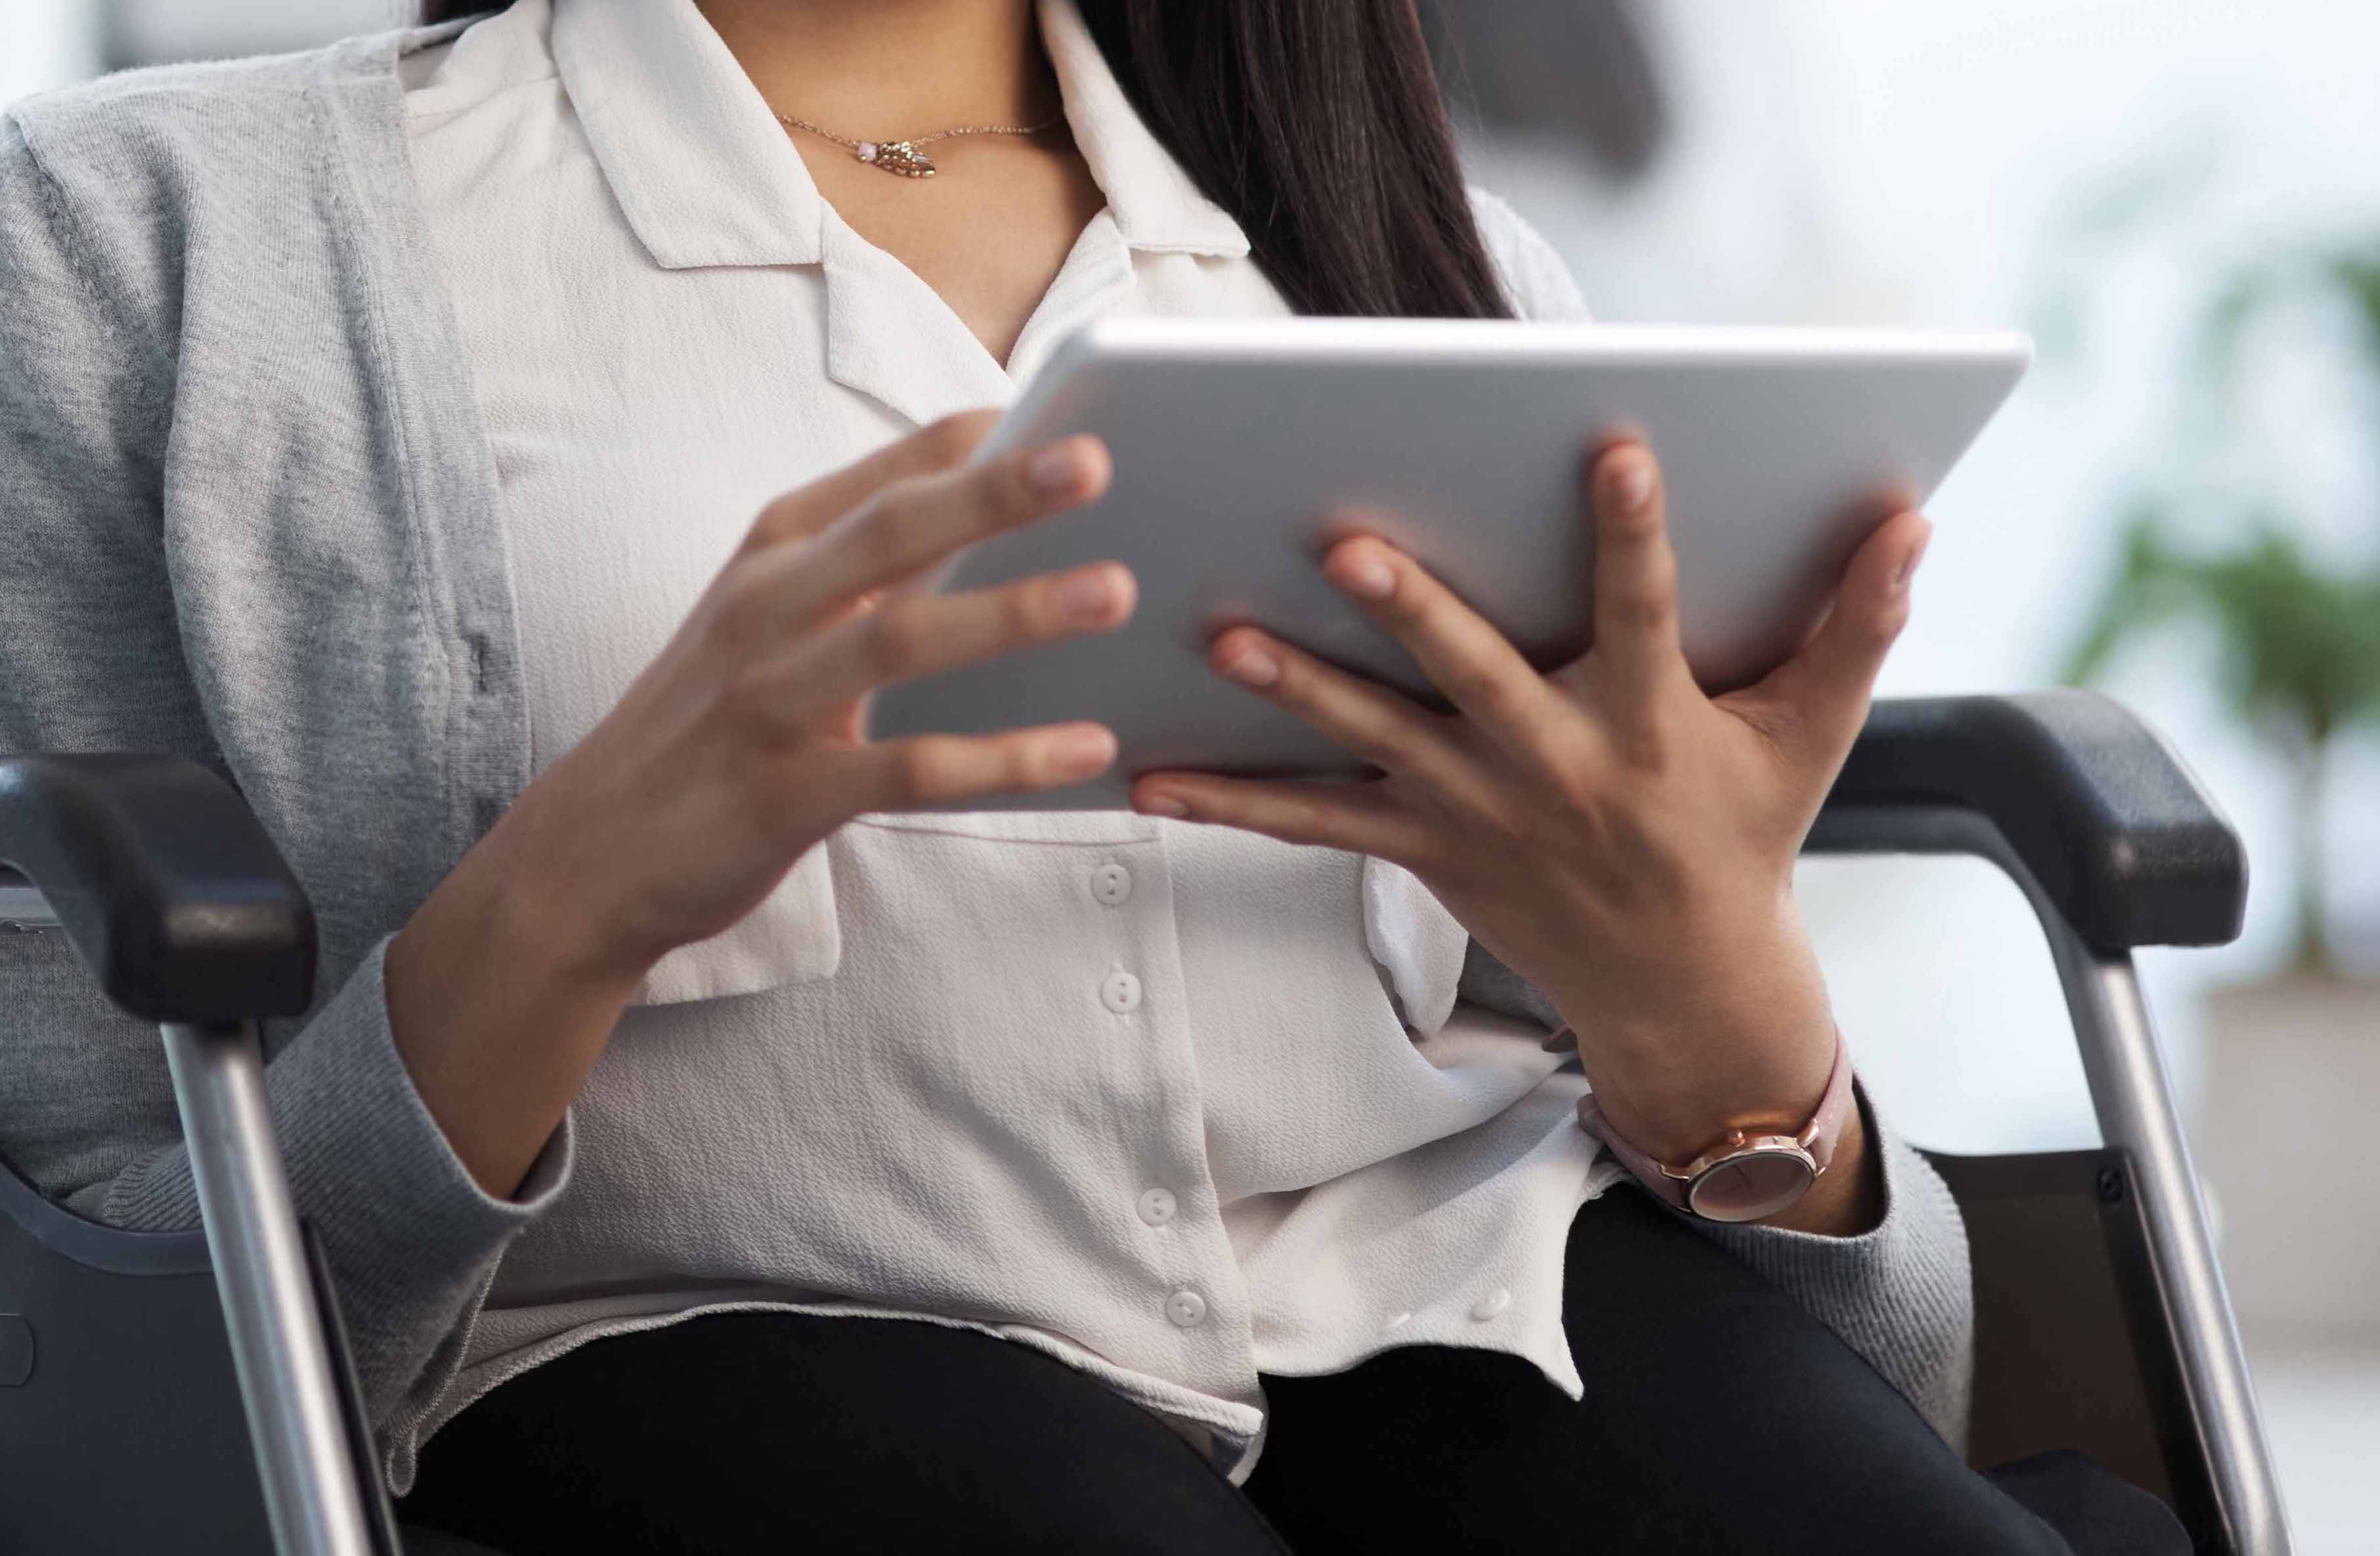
1732, 511, 1930, 767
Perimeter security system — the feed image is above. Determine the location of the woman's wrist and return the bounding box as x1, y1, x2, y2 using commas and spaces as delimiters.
1752, 1094, 1882, 1236
1547, 917, 1838, 1155
1572, 1017, 1832, 1159
1577, 1020, 1882, 1236
491, 775, 674, 986
1549, 907, 1882, 1236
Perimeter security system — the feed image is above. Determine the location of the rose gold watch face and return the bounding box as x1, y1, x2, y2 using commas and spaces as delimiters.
1687, 1146, 1817, 1223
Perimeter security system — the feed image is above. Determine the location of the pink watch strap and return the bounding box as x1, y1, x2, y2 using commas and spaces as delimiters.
1574, 1027, 1855, 1219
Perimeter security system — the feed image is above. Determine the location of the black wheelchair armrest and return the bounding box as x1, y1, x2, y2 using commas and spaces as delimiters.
0, 754, 315, 1024
1808, 691, 2246, 952
1811, 697, 2285, 1553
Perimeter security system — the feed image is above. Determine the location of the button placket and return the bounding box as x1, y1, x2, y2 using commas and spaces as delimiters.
1079, 835, 1248, 1377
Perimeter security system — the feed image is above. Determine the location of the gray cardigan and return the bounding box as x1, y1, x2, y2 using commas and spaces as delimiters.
0, 16, 1972, 1480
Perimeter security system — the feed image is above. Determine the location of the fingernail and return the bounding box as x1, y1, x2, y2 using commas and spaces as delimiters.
1336, 551, 1396, 600
1138, 792, 1188, 817
1028, 441, 1084, 496
1893, 523, 1934, 590
1057, 567, 1117, 624
1051, 725, 1115, 775
1609, 457, 1654, 514
1219, 644, 1281, 687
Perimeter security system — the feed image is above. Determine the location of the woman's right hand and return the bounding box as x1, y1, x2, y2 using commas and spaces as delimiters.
508, 409, 1133, 981
385, 412, 1129, 1196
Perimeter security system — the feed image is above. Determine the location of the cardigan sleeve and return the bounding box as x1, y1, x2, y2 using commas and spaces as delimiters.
0, 108, 571, 1476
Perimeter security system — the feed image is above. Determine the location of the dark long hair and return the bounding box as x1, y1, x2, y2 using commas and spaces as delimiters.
416, 0, 1512, 320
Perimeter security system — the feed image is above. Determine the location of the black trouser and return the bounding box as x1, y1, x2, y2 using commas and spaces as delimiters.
400, 1189, 2188, 1555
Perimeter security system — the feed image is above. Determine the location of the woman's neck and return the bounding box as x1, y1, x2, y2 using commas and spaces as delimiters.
692, 0, 1058, 137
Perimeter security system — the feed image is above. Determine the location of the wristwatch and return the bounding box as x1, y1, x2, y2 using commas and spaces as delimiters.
1573, 1027, 1855, 1224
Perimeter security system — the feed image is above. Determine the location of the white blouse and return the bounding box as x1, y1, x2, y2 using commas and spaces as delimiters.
397, 0, 1641, 1485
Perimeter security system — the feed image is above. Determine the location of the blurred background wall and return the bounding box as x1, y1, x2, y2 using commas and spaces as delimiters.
8, 0, 2375, 1547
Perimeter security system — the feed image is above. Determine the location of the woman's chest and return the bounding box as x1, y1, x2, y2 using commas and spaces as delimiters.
446, 259, 910, 767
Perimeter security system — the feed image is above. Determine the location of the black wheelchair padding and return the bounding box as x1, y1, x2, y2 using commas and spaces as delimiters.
0, 754, 316, 1024
0, 1150, 277, 1555
0, 1146, 400, 1554
1827, 692, 2245, 952
1928, 1148, 2228, 1555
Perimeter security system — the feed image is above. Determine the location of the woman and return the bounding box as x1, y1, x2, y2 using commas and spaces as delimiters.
0, 0, 2183, 1550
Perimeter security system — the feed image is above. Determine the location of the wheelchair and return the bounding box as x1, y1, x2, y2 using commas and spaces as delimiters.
0, 691, 2293, 1554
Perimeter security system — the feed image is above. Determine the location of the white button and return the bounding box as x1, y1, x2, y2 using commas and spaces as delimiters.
1090, 863, 1134, 906
1137, 1188, 1177, 1227
1165, 1288, 1208, 1328
1469, 1287, 1512, 1322
1100, 969, 1143, 1014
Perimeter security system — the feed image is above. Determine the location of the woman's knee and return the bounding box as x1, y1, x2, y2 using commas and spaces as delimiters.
1559, 1190, 2186, 1554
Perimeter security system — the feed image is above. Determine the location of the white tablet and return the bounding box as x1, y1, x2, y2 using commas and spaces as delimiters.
865, 318, 2030, 810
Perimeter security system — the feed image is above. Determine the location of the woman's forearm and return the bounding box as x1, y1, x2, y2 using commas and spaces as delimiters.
384, 798, 650, 1199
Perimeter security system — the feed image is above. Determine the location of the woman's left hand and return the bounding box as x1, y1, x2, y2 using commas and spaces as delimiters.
1127, 437, 1930, 1235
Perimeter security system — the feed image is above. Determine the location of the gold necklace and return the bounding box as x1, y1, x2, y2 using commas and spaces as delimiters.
772, 110, 1064, 179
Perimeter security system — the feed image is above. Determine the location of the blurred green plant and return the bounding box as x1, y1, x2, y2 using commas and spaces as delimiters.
2062, 243, 2380, 976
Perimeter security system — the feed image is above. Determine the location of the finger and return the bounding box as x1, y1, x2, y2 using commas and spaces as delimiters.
1584, 439, 1689, 710
1205, 624, 1496, 808
1728, 511, 1931, 765
737, 410, 1003, 557
1127, 771, 1433, 861
737, 431, 1113, 638
834, 723, 1121, 811
752, 558, 1136, 708
1316, 528, 1572, 768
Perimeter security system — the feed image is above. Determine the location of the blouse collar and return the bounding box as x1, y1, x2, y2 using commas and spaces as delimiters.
550, 0, 1251, 272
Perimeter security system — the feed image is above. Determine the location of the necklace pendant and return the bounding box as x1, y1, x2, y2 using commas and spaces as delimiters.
858, 140, 936, 178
